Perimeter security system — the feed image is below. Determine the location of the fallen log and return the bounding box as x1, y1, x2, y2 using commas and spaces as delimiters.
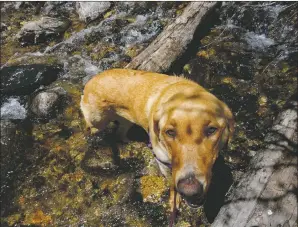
212, 95, 298, 227
125, 2, 220, 72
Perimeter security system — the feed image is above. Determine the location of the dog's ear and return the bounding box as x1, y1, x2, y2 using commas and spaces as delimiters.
223, 104, 235, 143
151, 107, 164, 138
219, 103, 235, 149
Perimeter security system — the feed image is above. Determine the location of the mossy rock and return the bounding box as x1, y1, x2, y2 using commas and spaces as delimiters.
6, 54, 62, 67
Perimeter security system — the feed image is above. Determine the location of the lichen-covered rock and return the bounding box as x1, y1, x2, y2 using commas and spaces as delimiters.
140, 175, 167, 203
0, 64, 62, 95
16, 16, 70, 45
76, 2, 111, 22
82, 146, 118, 172
5, 53, 61, 67
30, 91, 60, 117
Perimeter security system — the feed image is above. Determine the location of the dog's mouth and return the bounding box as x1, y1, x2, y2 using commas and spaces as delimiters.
181, 194, 205, 208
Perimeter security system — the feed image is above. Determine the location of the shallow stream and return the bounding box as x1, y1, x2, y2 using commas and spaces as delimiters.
1, 2, 297, 226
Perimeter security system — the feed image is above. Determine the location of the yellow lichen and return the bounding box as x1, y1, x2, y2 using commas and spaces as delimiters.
66, 132, 87, 150
71, 51, 82, 56
281, 62, 290, 73
140, 176, 167, 203
6, 213, 21, 226
104, 10, 115, 19
221, 77, 237, 88
183, 64, 191, 74
258, 95, 268, 106
23, 210, 52, 226
64, 31, 72, 39
196, 48, 216, 59
18, 195, 26, 206
62, 171, 84, 183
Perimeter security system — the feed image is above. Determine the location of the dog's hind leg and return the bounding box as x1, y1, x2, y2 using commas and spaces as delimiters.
80, 95, 113, 134
113, 115, 134, 143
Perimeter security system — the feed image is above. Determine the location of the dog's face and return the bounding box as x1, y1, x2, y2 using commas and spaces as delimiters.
153, 92, 234, 207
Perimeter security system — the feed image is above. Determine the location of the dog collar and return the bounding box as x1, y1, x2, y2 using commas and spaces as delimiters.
155, 157, 172, 169
148, 143, 172, 169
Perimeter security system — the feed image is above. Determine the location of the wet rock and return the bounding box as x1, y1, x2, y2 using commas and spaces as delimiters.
41, 2, 75, 17
100, 204, 150, 227
131, 2, 157, 15
100, 173, 136, 205
0, 64, 63, 95
83, 146, 118, 172
76, 2, 111, 22
119, 17, 163, 46
114, 2, 138, 13
63, 55, 101, 83
45, 22, 114, 54
30, 91, 60, 117
1, 98, 27, 120
1, 22, 7, 32
0, 120, 18, 181
0, 2, 23, 12
5, 53, 61, 67
114, 2, 157, 15
16, 16, 70, 45
0, 119, 33, 216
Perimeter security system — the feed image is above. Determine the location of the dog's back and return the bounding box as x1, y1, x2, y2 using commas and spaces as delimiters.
81, 69, 201, 129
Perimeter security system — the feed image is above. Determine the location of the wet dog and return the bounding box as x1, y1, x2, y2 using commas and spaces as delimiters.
81, 69, 234, 209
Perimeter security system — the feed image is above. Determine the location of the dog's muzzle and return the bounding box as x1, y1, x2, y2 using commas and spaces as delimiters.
177, 174, 205, 208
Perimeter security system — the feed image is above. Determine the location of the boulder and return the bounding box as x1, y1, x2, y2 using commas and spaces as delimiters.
0, 64, 62, 95
76, 2, 111, 22
16, 16, 70, 44
30, 91, 60, 117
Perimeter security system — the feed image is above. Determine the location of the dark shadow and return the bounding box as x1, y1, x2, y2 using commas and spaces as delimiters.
168, 2, 222, 75
127, 124, 149, 143
0, 119, 34, 217
204, 155, 233, 222
80, 128, 121, 176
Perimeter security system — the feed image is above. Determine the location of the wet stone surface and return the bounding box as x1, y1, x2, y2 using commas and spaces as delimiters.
16, 16, 70, 45
0, 64, 63, 96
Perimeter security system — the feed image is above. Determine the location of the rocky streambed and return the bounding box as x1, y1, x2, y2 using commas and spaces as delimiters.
1, 2, 297, 227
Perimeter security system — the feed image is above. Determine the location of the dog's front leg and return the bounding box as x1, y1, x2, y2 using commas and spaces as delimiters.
170, 182, 181, 211
169, 180, 181, 227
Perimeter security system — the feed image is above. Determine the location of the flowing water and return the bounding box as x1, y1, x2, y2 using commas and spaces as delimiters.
0, 2, 297, 227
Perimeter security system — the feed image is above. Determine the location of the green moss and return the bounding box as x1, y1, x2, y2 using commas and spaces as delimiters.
104, 10, 116, 19
183, 64, 191, 74
64, 31, 72, 39
125, 46, 141, 58
90, 45, 117, 61
6, 213, 22, 226
6, 54, 61, 66
23, 210, 52, 226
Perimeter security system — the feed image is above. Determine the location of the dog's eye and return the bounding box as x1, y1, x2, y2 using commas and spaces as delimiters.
165, 129, 176, 138
206, 127, 218, 136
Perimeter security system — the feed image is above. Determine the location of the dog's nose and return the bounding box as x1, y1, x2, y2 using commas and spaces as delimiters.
177, 174, 204, 197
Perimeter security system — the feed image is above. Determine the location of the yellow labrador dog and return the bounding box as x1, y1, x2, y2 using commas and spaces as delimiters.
81, 69, 234, 209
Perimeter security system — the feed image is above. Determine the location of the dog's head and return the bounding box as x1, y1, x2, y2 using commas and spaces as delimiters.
152, 91, 234, 207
